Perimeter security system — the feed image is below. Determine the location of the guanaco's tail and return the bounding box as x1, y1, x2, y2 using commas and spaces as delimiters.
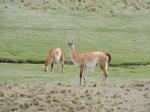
105, 52, 112, 63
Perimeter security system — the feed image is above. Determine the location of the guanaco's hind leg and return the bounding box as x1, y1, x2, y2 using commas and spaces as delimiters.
83, 68, 86, 84
61, 56, 64, 73
100, 63, 108, 86
62, 63, 64, 73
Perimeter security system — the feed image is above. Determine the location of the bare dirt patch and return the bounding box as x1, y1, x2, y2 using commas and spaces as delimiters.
0, 81, 150, 112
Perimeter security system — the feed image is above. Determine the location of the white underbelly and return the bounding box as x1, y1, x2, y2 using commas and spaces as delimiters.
85, 57, 99, 70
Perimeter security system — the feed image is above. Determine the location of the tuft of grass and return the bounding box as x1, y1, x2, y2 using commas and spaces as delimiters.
0, 91, 4, 97
20, 93, 25, 97
32, 98, 39, 105
60, 89, 67, 93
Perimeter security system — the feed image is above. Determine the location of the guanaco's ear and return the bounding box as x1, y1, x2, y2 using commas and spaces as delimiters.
72, 38, 74, 43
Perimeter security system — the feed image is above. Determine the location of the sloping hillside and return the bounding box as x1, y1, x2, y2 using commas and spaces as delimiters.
0, 0, 150, 65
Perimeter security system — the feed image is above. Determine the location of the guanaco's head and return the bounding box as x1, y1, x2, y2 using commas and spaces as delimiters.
68, 38, 74, 48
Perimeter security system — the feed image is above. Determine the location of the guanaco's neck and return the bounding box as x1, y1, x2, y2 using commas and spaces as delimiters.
69, 45, 81, 66
45, 55, 51, 66
70, 45, 77, 57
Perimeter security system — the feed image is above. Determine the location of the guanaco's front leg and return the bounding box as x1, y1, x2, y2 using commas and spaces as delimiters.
79, 66, 84, 85
51, 60, 54, 72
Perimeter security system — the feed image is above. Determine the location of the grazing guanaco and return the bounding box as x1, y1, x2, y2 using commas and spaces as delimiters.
68, 38, 111, 86
44, 48, 65, 73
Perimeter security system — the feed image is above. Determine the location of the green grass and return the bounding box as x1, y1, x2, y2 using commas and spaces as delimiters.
0, 63, 149, 85
0, 0, 150, 65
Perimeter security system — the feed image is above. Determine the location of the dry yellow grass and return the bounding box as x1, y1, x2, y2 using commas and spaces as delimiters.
0, 81, 149, 111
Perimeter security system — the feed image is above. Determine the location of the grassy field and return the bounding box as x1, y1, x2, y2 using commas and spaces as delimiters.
0, 0, 150, 65
0, 1, 150, 111
0, 63, 149, 85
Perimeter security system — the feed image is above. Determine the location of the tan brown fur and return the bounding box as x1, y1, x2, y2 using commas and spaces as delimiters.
68, 38, 111, 86
44, 48, 65, 73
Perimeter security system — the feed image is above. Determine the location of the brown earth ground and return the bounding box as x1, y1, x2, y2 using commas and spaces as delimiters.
0, 81, 150, 112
